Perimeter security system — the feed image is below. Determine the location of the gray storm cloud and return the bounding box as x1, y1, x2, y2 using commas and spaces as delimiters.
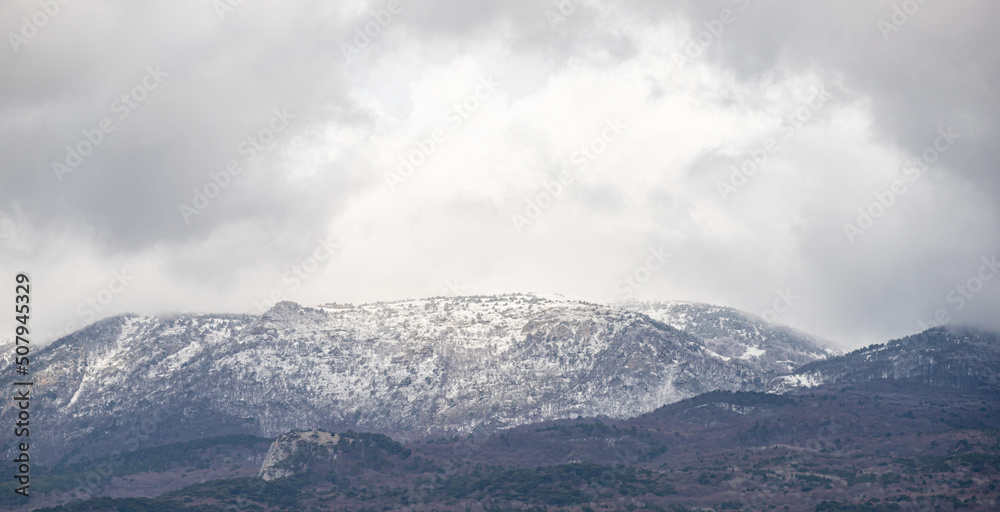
0, 0, 997, 349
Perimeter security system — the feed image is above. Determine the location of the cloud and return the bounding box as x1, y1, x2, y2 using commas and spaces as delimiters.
1, 0, 997, 349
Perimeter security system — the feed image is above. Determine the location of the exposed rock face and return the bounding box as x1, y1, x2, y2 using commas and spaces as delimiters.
258, 430, 410, 482
2, 294, 830, 465
258, 431, 344, 481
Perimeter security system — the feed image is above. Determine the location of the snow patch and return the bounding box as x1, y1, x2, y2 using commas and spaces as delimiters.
739, 346, 766, 359
779, 373, 824, 388
702, 347, 731, 362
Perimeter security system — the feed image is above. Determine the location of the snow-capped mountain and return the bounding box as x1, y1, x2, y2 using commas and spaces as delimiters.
622, 301, 836, 373
773, 326, 1000, 392
5, 294, 831, 465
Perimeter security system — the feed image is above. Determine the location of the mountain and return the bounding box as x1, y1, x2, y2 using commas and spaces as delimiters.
2, 294, 830, 466
11, 319, 1000, 511
775, 325, 1000, 392
22, 381, 1000, 511
624, 300, 837, 371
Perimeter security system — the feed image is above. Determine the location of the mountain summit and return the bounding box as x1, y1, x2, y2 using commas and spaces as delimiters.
776, 325, 1000, 392
6, 294, 830, 465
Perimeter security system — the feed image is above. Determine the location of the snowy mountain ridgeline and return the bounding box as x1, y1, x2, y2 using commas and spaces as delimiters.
624, 301, 838, 372
5, 294, 832, 465
775, 325, 1000, 392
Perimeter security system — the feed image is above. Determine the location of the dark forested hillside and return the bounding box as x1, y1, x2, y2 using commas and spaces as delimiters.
13, 379, 1000, 512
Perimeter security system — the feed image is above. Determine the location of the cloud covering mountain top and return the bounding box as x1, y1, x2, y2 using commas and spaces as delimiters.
1, 0, 998, 348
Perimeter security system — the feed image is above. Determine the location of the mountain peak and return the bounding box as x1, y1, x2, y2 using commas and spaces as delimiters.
777, 324, 1000, 392
7, 294, 834, 464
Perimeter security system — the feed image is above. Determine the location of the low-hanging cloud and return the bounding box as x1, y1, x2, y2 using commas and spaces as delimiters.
1, 0, 997, 349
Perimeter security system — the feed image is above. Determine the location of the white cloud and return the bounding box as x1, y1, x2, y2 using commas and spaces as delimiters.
1, 0, 998, 349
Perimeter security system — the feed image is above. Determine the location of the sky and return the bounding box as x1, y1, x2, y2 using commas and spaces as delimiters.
1, 0, 998, 350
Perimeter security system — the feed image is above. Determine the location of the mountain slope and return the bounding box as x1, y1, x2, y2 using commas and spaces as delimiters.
23, 382, 1000, 512
774, 325, 1000, 392
624, 301, 835, 372
4, 294, 830, 465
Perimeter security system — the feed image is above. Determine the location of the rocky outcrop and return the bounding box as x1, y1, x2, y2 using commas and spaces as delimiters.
258, 430, 345, 481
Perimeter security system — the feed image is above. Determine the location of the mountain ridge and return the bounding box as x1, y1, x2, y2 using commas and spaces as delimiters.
3, 294, 830, 465
775, 325, 1000, 392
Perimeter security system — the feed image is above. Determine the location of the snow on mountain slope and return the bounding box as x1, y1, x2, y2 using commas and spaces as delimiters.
5, 294, 832, 465
622, 301, 833, 373
772, 326, 1000, 393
